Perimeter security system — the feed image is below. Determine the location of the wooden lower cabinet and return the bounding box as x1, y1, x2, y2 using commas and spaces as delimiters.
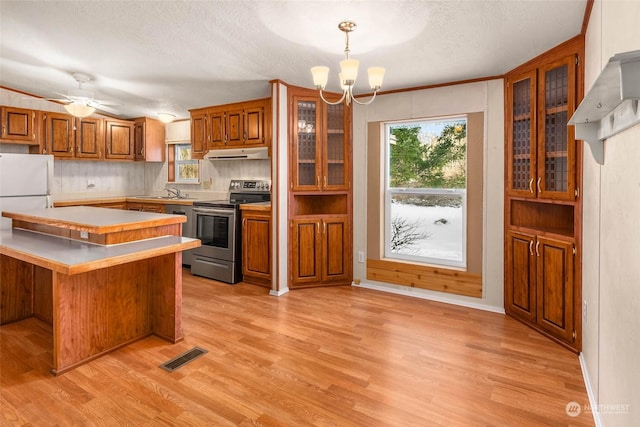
291, 215, 351, 287
506, 230, 576, 346
126, 202, 165, 213
242, 210, 271, 287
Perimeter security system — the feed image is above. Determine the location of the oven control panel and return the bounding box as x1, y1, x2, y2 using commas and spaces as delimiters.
229, 179, 271, 192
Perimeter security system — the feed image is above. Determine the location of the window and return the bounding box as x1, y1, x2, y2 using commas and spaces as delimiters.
384, 116, 467, 268
173, 143, 199, 183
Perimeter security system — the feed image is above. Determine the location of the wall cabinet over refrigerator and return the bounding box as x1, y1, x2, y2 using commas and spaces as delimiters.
0, 106, 37, 143
504, 36, 583, 352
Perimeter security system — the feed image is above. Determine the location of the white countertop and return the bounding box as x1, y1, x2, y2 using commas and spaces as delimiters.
0, 228, 199, 275
1, 206, 185, 233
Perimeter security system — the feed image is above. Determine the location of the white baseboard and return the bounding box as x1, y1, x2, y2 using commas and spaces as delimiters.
579, 353, 603, 427
269, 287, 289, 297
352, 280, 505, 314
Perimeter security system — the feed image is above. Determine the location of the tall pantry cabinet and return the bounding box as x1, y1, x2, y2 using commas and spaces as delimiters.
287, 86, 352, 288
504, 36, 584, 352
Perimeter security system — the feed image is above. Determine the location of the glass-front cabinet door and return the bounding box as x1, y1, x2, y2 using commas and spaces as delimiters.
323, 103, 350, 190
292, 97, 321, 190
291, 96, 350, 192
507, 70, 537, 198
506, 55, 576, 201
537, 55, 576, 201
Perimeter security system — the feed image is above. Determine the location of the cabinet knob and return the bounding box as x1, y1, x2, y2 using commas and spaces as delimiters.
529, 240, 534, 256
528, 178, 534, 193
536, 177, 542, 193
535, 241, 540, 257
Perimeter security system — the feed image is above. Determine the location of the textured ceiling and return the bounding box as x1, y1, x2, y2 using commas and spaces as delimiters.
0, 0, 587, 120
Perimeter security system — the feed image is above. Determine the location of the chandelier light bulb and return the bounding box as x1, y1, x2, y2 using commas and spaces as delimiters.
311, 66, 329, 90
367, 67, 386, 90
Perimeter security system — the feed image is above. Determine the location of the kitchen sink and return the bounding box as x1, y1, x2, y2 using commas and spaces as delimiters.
133, 195, 196, 200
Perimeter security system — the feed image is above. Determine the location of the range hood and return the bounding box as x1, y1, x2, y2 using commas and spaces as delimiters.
203, 147, 269, 160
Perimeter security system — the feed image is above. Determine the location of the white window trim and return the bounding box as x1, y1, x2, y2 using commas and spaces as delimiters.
174, 143, 200, 184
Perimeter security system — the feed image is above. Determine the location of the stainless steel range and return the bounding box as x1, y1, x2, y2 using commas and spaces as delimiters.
191, 179, 270, 283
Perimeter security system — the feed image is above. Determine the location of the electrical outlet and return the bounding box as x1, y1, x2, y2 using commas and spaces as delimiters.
583, 300, 588, 323
358, 251, 365, 263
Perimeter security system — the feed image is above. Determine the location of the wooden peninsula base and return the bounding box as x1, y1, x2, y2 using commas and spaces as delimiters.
0, 207, 200, 375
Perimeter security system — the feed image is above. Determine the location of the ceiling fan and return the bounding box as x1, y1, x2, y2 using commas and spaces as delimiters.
49, 72, 118, 117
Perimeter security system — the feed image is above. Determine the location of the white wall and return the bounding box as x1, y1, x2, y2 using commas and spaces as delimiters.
352, 79, 505, 312
582, 1, 640, 426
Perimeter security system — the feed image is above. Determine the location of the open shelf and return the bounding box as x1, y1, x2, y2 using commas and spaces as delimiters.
510, 199, 574, 237
292, 194, 348, 216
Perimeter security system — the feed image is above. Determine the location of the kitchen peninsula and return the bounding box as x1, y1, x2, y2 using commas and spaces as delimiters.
0, 206, 200, 375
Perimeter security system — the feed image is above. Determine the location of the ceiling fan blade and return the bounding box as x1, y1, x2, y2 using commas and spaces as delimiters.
93, 104, 119, 114
45, 98, 72, 104
93, 99, 118, 106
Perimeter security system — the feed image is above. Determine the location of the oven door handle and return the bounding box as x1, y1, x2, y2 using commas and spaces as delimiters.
193, 207, 235, 216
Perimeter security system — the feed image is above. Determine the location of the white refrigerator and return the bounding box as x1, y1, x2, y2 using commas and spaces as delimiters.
0, 153, 54, 230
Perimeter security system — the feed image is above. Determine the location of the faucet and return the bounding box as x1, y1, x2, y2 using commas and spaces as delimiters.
165, 186, 181, 198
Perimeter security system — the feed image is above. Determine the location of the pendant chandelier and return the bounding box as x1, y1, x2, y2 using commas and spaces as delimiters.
310, 21, 385, 106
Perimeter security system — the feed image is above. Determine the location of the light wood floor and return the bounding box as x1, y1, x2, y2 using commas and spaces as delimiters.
1, 269, 594, 426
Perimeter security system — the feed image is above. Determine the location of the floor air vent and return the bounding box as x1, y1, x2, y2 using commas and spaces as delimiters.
160, 347, 208, 372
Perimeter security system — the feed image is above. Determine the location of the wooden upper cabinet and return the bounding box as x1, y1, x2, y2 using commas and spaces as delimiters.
244, 105, 265, 146
208, 109, 225, 147
134, 117, 165, 162
506, 54, 578, 201
537, 55, 577, 201
225, 108, 243, 146
190, 111, 207, 159
507, 70, 537, 198
75, 117, 104, 159
0, 106, 37, 143
189, 98, 270, 156
105, 119, 134, 160
291, 94, 351, 192
43, 112, 75, 158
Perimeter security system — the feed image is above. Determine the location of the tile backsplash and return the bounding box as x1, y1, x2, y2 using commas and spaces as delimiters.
52, 158, 271, 201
